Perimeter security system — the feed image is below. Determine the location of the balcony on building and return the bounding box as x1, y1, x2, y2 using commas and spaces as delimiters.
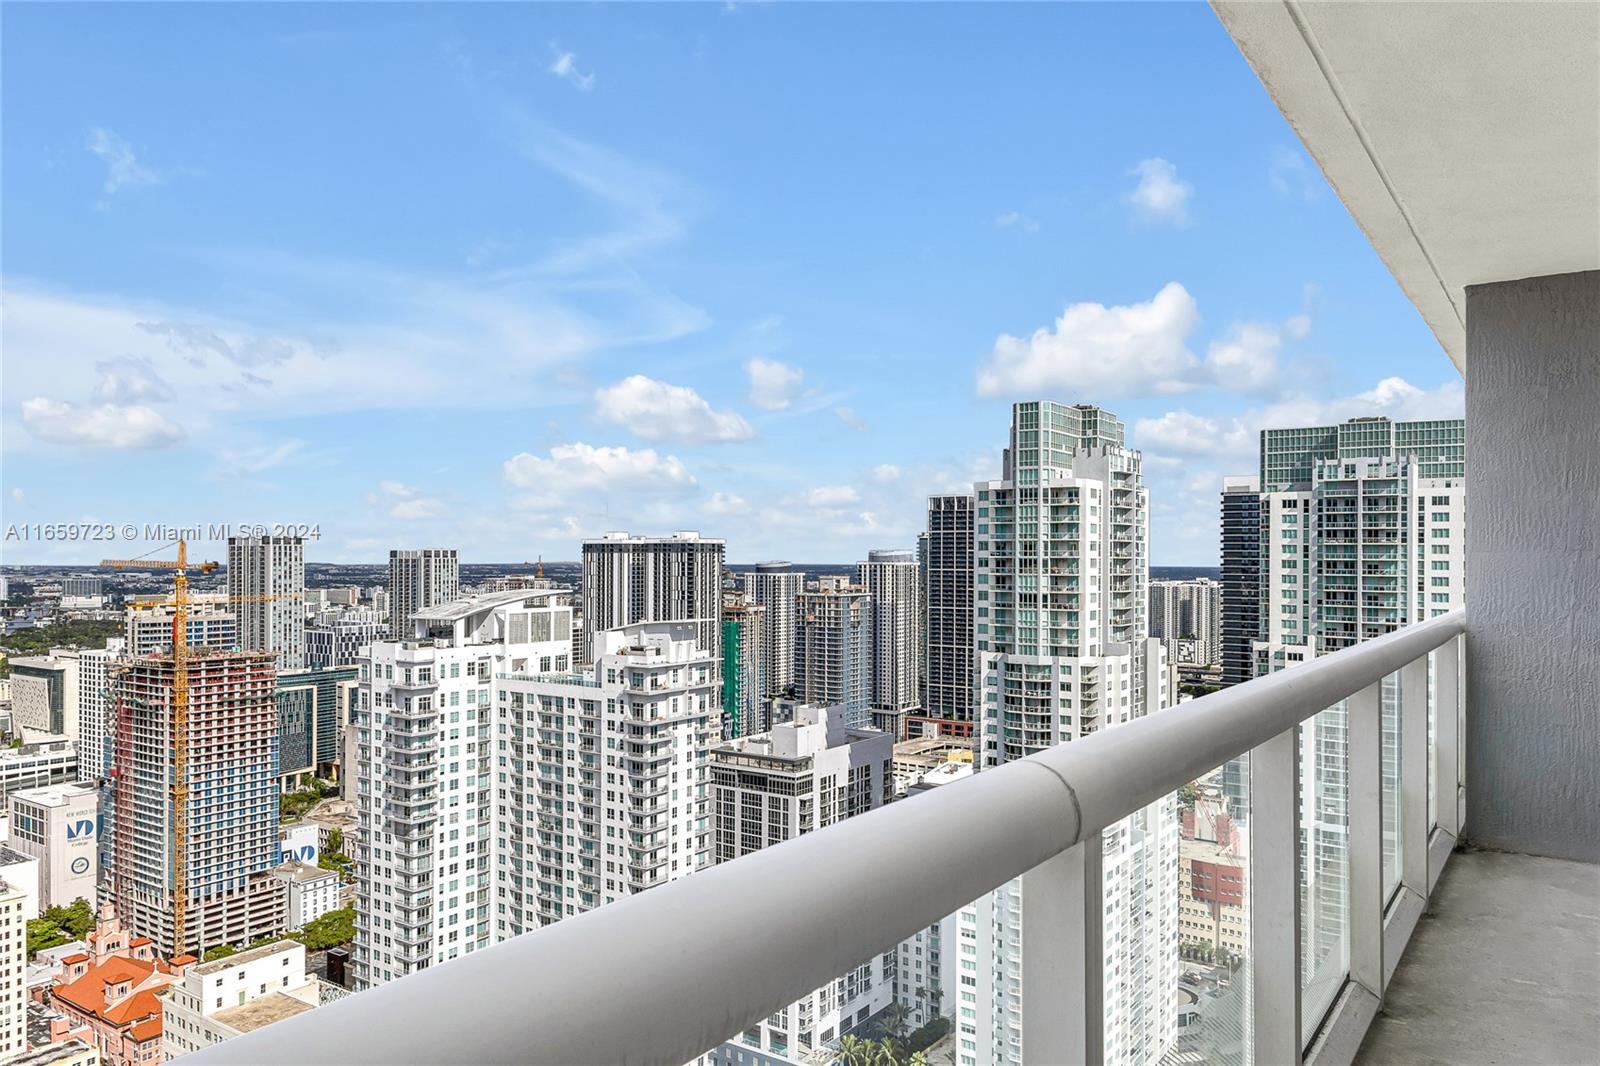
186, 4, 1596, 1065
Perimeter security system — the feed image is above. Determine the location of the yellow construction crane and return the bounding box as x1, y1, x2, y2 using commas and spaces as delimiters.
102, 539, 216, 955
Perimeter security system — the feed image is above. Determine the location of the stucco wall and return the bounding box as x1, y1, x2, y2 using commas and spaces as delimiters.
1464, 269, 1599, 862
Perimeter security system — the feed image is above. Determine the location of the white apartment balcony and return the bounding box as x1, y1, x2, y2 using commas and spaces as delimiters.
186, 4, 1596, 1065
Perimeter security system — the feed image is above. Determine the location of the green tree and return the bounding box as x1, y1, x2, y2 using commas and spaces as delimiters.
203, 944, 237, 962
60, 898, 94, 939
297, 907, 355, 951
325, 828, 344, 855
26, 918, 70, 956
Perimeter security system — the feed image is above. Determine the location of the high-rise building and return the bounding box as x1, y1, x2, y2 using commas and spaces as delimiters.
228, 535, 306, 669
1148, 578, 1222, 667
8, 782, 99, 909
498, 621, 718, 934
276, 665, 359, 787
705, 704, 894, 1064
582, 532, 725, 668
856, 549, 922, 737
919, 494, 975, 737
742, 562, 804, 698
123, 600, 237, 658
721, 593, 766, 738
974, 401, 1177, 1066
0, 877, 26, 1059
109, 649, 285, 957
352, 589, 576, 989
1218, 476, 1262, 689
305, 609, 385, 669
1251, 415, 1466, 989
76, 639, 124, 780
794, 590, 872, 730
386, 548, 460, 639
1255, 416, 1466, 668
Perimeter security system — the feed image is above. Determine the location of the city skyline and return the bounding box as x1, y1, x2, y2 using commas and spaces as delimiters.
1, 3, 1463, 568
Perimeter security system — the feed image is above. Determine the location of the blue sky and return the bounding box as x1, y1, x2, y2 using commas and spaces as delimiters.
0, 3, 1463, 566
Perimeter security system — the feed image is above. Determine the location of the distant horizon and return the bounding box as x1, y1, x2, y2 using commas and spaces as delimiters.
0, 560, 1223, 573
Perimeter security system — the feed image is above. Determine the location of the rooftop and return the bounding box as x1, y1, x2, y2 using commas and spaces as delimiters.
191, 939, 301, 977
2, 1038, 97, 1066
9, 781, 97, 807
272, 861, 337, 886
213, 990, 316, 1034
411, 587, 565, 623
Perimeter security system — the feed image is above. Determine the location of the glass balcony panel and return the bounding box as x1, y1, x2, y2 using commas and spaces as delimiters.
1162, 753, 1249, 1066
1300, 701, 1350, 1041
1383, 673, 1401, 900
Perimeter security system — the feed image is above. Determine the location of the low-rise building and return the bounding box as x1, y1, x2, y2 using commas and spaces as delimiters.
1177, 787, 1246, 965
271, 864, 340, 931
0, 739, 79, 806
890, 735, 974, 796
46, 905, 180, 1066
159, 940, 340, 1059
2, 1037, 99, 1066
8, 654, 80, 742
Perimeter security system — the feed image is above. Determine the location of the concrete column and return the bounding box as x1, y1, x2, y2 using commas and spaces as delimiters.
1464, 269, 1599, 862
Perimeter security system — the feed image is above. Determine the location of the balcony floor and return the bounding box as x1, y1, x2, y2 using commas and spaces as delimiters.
1356, 847, 1600, 1065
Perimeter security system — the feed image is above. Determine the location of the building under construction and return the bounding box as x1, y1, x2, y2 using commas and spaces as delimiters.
109, 648, 285, 957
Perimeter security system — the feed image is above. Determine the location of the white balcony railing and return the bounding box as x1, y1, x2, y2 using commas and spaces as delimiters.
187, 609, 1465, 1066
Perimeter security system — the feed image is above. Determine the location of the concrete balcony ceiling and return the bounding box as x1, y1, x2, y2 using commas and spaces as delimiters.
1213, 1, 1600, 370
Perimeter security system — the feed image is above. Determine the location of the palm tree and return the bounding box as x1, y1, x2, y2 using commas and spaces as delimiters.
834, 1035, 872, 1066
909, 1053, 930, 1066
875, 1002, 912, 1045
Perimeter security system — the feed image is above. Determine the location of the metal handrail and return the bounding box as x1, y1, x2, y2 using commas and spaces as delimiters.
187, 609, 1465, 1066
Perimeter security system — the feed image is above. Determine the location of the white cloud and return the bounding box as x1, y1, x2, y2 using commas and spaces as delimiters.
86, 127, 160, 195
706, 491, 750, 515
745, 357, 804, 411
20, 398, 183, 449
833, 406, 869, 432
136, 321, 298, 369
1134, 410, 1257, 458
976, 283, 1316, 399
1126, 158, 1193, 224
1134, 376, 1465, 459
92, 355, 173, 404
806, 485, 860, 507
391, 497, 444, 520
217, 440, 305, 478
593, 375, 754, 444
977, 282, 1201, 398
502, 442, 696, 508
870, 464, 901, 483
994, 210, 1039, 233
372, 480, 444, 520
1204, 322, 1282, 394
549, 51, 595, 91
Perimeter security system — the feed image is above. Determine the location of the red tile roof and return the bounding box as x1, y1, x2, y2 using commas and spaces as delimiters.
52, 954, 172, 1039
